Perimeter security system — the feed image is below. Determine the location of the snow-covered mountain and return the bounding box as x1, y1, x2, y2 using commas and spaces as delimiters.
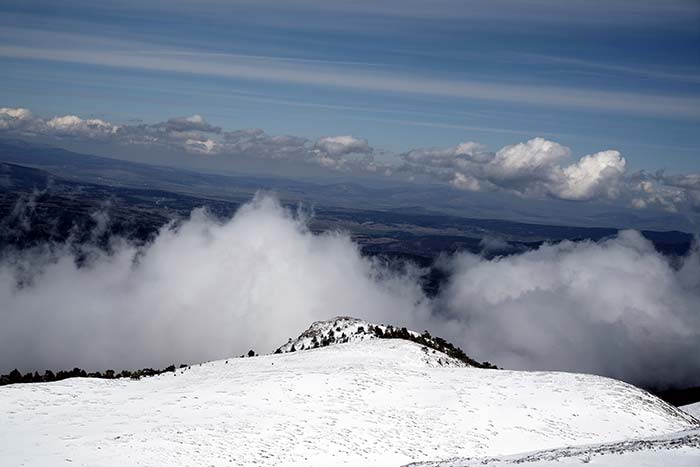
1, 317, 698, 466
275, 316, 495, 368
276, 316, 459, 356
682, 401, 700, 419
275, 316, 393, 353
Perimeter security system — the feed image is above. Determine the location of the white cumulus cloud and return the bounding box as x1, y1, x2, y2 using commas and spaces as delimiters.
314, 135, 371, 157
1, 106, 699, 211
554, 150, 626, 201
489, 137, 570, 179
45, 115, 119, 137
0, 107, 33, 130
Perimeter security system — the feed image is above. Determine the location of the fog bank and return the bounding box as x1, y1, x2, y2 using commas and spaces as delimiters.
1, 195, 699, 388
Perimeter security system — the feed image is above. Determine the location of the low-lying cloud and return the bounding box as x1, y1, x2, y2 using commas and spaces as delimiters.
3, 106, 699, 213
1, 195, 699, 389
0, 195, 432, 373
437, 231, 700, 388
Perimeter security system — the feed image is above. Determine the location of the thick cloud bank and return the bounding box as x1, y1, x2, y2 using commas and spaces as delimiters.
0, 196, 432, 373
439, 231, 700, 388
1, 196, 699, 389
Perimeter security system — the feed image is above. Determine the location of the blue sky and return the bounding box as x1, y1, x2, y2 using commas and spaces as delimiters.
1, 0, 699, 172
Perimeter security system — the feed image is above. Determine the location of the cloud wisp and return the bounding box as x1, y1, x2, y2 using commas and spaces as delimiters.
1, 195, 700, 389
1, 31, 699, 119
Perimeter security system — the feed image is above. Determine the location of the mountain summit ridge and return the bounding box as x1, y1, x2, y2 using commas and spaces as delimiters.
274, 316, 494, 369
276, 316, 398, 352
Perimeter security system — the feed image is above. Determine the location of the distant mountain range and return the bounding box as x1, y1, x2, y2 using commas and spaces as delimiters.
1, 138, 697, 232
1, 139, 694, 260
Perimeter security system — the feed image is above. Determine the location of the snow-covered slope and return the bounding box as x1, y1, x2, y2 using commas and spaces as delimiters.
1, 319, 698, 467
406, 429, 700, 466
682, 402, 700, 419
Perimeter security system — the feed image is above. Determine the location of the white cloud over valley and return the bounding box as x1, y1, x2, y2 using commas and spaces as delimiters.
0, 195, 699, 389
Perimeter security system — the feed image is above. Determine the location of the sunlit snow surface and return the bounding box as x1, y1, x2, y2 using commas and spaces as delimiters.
408, 429, 700, 466
1, 338, 698, 466
682, 401, 700, 419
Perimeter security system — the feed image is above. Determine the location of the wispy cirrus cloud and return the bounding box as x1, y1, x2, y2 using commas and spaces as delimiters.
1, 32, 699, 120
515, 53, 700, 85
11, 0, 700, 26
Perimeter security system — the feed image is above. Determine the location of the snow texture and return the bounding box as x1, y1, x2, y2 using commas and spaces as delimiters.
1, 318, 698, 466
406, 429, 700, 466
682, 401, 700, 419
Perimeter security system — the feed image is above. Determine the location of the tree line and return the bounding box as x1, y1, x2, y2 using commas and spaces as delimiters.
276, 323, 498, 369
